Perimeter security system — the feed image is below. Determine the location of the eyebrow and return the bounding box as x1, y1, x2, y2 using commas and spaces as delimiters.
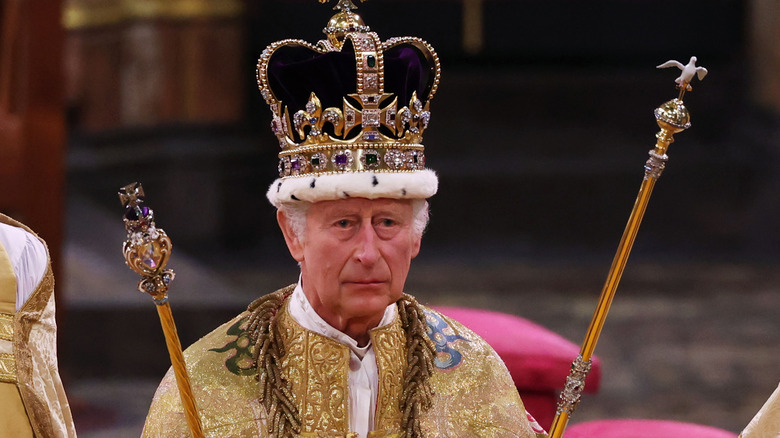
322, 207, 409, 220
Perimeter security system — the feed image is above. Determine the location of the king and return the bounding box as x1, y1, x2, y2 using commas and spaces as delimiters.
142, 1, 545, 437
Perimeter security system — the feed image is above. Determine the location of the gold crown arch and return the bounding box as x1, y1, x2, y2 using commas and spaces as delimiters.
256, 1, 441, 180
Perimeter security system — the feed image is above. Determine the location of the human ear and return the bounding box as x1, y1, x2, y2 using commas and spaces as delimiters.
277, 210, 305, 262
410, 234, 422, 259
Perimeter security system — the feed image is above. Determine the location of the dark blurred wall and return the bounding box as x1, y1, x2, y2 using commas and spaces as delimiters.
0, 0, 66, 276
65, 0, 780, 260
64, 0, 246, 132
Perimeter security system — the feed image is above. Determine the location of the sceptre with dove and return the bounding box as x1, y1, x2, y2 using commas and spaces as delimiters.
657, 56, 708, 99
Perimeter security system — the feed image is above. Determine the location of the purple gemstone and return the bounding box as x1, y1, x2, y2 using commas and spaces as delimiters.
124, 206, 151, 222
291, 158, 302, 171
335, 154, 348, 165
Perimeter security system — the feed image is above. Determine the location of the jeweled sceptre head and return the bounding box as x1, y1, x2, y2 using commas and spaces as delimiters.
257, 0, 441, 207
119, 182, 175, 301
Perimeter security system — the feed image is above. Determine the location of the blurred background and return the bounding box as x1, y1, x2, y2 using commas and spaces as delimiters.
2, 0, 779, 436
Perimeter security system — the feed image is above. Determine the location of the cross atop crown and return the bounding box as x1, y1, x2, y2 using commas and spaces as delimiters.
320, 0, 365, 12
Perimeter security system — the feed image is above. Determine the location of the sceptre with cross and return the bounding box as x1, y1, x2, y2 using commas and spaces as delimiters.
118, 182, 205, 438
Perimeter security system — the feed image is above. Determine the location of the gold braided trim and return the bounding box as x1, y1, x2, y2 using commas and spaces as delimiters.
0, 352, 16, 383
245, 288, 435, 438
247, 287, 301, 437
395, 294, 435, 437
0, 313, 13, 342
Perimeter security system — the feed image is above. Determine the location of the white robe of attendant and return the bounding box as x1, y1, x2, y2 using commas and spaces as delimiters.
0, 222, 47, 309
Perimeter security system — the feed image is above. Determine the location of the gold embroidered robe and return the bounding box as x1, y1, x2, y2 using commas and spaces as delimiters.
143, 286, 543, 437
740, 383, 780, 438
0, 214, 76, 437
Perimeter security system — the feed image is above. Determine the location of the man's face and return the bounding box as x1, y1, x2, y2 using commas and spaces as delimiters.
278, 198, 422, 331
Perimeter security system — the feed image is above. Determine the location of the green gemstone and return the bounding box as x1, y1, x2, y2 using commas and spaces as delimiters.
367, 55, 376, 68
366, 153, 378, 165
311, 156, 320, 166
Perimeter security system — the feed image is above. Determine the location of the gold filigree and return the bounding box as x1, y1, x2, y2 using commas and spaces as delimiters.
119, 183, 177, 299
0, 352, 16, 383
0, 313, 13, 342
397, 92, 430, 144
370, 317, 406, 432
319, 0, 365, 12
278, 305, 351, 434
294, 93, 346, 142
122, 231, 173, 280
556, 355, 592, 415
143, 286, 540, 436
244, 288, 436, 437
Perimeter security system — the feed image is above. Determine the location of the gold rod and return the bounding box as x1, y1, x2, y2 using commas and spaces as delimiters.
548, 85, 697, 435
549, 411, 569, 438
582, 176, 658, 359
155, 301, 205, 438
547, 171, 660, 438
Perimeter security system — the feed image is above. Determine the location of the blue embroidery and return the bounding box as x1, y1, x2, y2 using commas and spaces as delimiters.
424, 310, 469, 370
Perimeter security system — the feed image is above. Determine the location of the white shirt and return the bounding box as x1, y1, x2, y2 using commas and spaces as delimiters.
288, 281, 397, 438
0, 222, 47, 311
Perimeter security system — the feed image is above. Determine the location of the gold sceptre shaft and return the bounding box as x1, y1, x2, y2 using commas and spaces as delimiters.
118, 182, 205, 438
548, 57, 707, 438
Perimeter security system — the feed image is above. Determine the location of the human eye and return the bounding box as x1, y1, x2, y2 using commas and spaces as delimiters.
374, 216, 399, 228
335, 219, 352, 228
374, 216, 404, 238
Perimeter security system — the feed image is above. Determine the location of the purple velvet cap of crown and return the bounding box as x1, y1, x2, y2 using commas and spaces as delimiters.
266, 38, 435, 117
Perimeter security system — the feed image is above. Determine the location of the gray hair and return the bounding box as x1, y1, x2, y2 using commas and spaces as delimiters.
279, 199, 430, 243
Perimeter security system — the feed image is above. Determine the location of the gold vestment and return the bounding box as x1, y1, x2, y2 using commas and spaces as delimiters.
740, 383, 780, 438
0, 214, 76, 437
143, 286, 545, 437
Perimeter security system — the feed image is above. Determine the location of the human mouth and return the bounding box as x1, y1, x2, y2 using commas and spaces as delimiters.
344, 279, 386, 286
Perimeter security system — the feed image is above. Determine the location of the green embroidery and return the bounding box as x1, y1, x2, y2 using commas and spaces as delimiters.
209, 317, 256, 376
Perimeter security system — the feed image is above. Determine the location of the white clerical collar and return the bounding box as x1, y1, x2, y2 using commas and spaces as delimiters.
289, 278, 397, 358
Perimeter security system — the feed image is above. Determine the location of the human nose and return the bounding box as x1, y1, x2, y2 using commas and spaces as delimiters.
352, 221, 380, 265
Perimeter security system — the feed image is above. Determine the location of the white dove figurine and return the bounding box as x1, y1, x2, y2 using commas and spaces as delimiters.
656, 56, 708, 90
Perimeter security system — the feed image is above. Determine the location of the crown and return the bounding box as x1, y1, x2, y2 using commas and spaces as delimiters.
259, 0, 441, 206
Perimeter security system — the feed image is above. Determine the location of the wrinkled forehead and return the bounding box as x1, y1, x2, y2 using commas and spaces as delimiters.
308, 197, 414, 218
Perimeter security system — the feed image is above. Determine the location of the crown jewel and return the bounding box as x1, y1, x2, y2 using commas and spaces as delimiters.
257, 1, 440, 181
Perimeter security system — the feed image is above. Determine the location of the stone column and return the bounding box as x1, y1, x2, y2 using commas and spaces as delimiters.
64, 0, 246, 132
749, 0, 780, 114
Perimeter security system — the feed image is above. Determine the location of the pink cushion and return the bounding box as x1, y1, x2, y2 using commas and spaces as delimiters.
566, 420, 738, 438
431, 306, 601, 393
